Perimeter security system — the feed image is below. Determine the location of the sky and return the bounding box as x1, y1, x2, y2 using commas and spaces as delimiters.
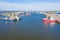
0, 0, 60, 11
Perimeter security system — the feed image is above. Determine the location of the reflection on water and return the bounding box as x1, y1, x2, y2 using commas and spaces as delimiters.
50, 22, 56, 26
43, 20, 49, 26
0, 13, 60, 40
4, 21, 19, 25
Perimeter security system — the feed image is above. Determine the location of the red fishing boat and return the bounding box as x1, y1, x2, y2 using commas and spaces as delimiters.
42, 17, 56, 23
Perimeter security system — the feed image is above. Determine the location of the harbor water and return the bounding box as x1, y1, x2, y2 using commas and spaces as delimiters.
0, 12, 60, 40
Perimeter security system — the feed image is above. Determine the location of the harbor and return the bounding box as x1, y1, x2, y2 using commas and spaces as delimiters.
0, 11, 60, 22
0, 11, 60, 40
0, 0, 60, 40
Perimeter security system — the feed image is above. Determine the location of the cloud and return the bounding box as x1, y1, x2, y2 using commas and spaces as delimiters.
0, 1, 60, 11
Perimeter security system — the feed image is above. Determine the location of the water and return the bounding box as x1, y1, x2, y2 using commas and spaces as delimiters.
0, 13, 60, 40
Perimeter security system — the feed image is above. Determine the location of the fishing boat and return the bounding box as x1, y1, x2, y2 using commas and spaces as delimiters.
42, 17, 56, 23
